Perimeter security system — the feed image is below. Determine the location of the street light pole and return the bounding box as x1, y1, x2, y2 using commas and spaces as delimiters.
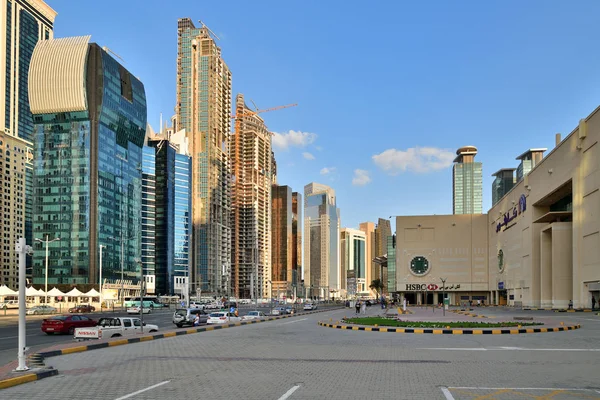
35, 235, 60, 304
99, 245, 105, 308
440, 277, 447, 316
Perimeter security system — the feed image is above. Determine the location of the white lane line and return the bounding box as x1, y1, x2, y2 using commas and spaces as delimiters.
419, 347, 600, 352
581, 318, 600, 321
278, 384, 301, 400
281, 318, 308, 325
114, 380, 170, 400
450, 387, 595, 391
0, 333, 39, 340
440, 387, 456, 400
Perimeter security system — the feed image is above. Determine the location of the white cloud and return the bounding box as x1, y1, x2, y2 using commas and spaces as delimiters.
320, 167, 336, 175
302, 152, 315, 160
272, 130, 317, 150
352, 169, 371, 186
372, 146, 455, 175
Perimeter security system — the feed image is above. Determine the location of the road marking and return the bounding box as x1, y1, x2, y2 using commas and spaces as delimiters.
0, 333, 39, 340
278, 384, 300, 400
281, 318, 308, 325
440, 387, 456, 400
420, 347, 600, 352
581, 318, 600, 322
114, 380, 170, 400
450, 387, 596, 391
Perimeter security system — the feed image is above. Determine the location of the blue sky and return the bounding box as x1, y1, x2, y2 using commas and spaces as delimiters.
49, 0, 600, 230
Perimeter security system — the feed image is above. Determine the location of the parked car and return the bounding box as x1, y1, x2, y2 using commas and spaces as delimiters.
127, 306, 152, 315
68, 304, 95, 313
172, 308, 208, 327
242, 311, 267, 320
0, 300, 19, 309
284, 306, 293, 314
42, 314, 96, 335
27, 305, 57, 315
207, 312, 241, 324
303, 303, 314, 311
74, 317, 158, 339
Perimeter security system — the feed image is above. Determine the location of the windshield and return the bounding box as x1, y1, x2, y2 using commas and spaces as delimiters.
175, 309, 187, 316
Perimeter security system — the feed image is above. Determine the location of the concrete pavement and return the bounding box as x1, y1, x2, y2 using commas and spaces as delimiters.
0, 306, 598, 399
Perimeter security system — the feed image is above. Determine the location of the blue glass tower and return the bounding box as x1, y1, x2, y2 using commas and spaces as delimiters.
29, 36, 147, 289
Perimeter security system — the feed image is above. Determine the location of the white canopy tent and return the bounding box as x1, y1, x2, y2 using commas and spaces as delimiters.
84, 288, 100, 297
26, 286, 43, 296
65, 288, 84, 297
0, 285, 17, 296
46, 287, 66, 297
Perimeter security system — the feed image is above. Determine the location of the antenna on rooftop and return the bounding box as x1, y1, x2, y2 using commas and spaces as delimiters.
102, 46, 125, 63
199, 20, 220, 41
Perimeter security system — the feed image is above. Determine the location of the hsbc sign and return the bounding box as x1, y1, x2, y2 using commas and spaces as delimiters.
405, 284, 439, 291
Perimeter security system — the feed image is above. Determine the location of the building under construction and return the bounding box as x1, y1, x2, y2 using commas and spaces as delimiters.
230, 94, 274, 299
176, 18, 232, 295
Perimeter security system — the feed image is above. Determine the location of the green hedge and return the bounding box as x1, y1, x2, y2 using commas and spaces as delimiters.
343, 317, 542, 328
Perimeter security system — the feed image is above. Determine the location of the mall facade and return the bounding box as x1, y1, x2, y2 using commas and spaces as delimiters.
394, 106, 600, 309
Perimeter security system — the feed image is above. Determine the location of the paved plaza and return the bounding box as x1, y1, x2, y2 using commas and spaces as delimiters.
0, 306, 599, 399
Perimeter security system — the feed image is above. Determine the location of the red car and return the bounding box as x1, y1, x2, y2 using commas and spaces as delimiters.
68, 304, 96, 313
41, 315, 97, 335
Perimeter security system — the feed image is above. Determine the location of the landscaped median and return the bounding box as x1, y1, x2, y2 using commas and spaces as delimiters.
318, 316, 581, 335
0, 307, 342, 390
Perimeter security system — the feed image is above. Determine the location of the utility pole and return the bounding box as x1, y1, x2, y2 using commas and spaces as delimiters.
15, 238, 32, 371
440, 277, 447, 316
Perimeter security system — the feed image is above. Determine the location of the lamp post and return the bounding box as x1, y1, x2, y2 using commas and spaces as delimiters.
440, 277, 447, 316
35, 235, 60, 305
99, 245, 106, 308
135, 258, 144, 333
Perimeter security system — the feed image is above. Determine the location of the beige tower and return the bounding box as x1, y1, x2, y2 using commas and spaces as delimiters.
230, 94, 273, 299
176, 18, 232, 295
359, 221, 376, 297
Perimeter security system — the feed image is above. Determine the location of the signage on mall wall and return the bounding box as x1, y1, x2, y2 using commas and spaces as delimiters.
404, 283, 461, 291
496, 194, 527, 233
498, 282, 504, 290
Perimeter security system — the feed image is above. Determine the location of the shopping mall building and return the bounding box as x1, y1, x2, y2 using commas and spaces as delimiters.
394, 106, 600, 309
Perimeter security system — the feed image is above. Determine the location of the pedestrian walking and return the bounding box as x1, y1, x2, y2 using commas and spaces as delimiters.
355, 301, 360, 314
402, 297, 407, 312
568, 300, 573, 309
592, 295, 596, 310
361, 300, 367, 314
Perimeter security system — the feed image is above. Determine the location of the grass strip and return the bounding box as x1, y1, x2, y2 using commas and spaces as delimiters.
343, 317, 542, 328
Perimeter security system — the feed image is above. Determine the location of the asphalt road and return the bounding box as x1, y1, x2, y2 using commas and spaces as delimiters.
1, 306, 599, 399
0, 304, 329, 367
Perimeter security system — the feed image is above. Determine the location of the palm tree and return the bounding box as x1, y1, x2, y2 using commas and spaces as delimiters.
369, 279, 384, 297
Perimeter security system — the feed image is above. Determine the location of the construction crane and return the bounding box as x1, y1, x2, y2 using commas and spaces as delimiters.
231, 103, 298, 120
199, 20, 220, 41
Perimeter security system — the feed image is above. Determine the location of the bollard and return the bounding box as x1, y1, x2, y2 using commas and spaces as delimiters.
374, 324, 378, 327
446, 326, 450, 329
518, 325, 522, 329
560, 321, 564, 326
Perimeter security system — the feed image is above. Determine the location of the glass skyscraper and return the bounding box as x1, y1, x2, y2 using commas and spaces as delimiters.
0, 0, 56, 288
452, 146, 483, 215
386, 235, 396, 293
29, 36, 147, 288
141, 146, 156, 293
142, 137, 192, 295
491, 168, 516, 206
304, 183, 340, 300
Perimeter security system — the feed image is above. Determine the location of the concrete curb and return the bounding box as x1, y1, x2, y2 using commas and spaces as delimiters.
317, 321, 581, 334
0, 368, 58, 390
33, 307, 343, 360
554, 309, 593, 313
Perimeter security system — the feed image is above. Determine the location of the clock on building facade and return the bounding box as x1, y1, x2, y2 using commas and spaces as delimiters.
410, 256, 430, 276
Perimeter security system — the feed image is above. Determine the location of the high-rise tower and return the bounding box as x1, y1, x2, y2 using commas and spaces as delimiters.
0, 0, 56, 288
176, 18, 232, 295
304, 183, 340, 300
29, 36, 147, 289
452, 146, 482, 214
230, 94, 273, 299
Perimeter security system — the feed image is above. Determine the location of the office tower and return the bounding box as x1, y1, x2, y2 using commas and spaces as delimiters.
386, 234, 396, 293
230, 94, 273, 299
141, 144, 157, 293
0, 0, 56, 288
359, 221, 375, 294
452, 146, 483, 215
0, 132, 30, 287
29, 36, 147, 289
292, 192, 301, 287
176, 18, 232, 295
143, 133, 192, 295
373, 218, 391, 288
516, 148, 546, 182
491, 168, 516, 206
340, 228, 367, 297
304, 183, 340, 300
271, 185, 292, 299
